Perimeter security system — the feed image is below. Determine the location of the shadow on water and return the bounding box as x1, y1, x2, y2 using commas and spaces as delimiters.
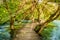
0, 20, 32, 40
0, 22, 10, 40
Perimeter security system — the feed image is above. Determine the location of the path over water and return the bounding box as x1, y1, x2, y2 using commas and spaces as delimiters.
13, 23, 41, 40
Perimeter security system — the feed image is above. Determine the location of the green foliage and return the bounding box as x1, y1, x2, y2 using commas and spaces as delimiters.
0, 0, 59, 24
40, 22, 56, 40
0, 0, 60, 40
38, 2, 58, 20
0, 5, 9, 24
49, 0, 60, 3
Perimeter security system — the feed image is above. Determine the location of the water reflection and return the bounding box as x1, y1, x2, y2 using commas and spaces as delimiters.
0, 20, 32, 40
51, 20, 60, 40
0, 24, 10, 40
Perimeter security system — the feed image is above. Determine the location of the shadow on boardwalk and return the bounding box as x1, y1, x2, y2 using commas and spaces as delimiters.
13, 23, 41, 40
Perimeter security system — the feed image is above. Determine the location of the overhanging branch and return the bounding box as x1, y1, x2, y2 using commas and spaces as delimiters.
38, 5, 60, 33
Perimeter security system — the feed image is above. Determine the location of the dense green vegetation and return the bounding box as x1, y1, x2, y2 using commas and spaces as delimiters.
0, 0, 60, 40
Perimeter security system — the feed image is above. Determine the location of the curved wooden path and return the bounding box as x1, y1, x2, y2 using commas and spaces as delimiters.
13, 23, 41, 40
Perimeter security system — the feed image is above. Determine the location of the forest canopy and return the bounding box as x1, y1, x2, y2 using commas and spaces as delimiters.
0, 0, 60, 40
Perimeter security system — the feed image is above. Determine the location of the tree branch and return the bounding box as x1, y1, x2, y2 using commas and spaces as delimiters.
14, 0, 38, 20
38, 4, 60, 33
3, 0, 10, 12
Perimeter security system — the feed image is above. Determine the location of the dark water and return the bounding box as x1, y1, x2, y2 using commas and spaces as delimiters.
0, 20, 32, 40
0, 24, 10, 40
51, 20, 60, 40
1, 20, 60, 40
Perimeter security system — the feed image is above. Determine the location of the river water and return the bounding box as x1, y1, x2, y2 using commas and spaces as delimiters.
0, 20, 60, 40
0, 20, 32, 40
51, 20, 60, 40
0, 24, 10, 40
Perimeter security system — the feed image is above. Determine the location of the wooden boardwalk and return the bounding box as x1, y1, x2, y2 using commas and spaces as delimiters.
13, 23, 41, 40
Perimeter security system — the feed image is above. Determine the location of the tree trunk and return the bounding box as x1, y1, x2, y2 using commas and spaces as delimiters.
10, 16, 15, 40
34, 5, 60, 33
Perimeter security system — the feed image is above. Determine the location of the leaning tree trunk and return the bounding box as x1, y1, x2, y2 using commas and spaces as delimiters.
3, 0, 15, 39
10, 16, 15, 39
34, 4, 60, 33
